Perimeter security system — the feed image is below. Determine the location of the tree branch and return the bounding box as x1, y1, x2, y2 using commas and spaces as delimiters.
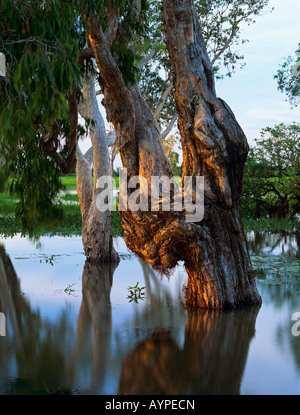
153, 80, 173, 121
43, 84, 78, 174
78, 46, 94, 66
87, 15, 136, 150
104, 7, 118, 47
161, 113, 177, 140
138, 48, 157, 70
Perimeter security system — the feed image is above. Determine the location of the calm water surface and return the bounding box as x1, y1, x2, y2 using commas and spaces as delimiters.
0, 232, 299, 395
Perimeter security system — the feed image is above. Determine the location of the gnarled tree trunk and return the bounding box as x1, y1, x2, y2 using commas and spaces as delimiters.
160, 0, 262, 309
87, 1, 261, 308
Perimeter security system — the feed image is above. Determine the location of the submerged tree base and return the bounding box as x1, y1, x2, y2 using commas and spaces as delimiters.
121, 206, 262, 310
115, 0, 262, 310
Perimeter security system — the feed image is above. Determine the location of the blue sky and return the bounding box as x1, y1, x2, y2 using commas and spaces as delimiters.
216, 0, 300, 146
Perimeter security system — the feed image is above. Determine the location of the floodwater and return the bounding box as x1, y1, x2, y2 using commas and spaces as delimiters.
0, 231, 299, 395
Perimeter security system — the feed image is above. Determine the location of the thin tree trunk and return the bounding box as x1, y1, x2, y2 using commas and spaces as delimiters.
76, 71, 119, 263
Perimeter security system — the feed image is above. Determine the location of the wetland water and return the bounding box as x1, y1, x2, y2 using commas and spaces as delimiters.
0, 231, 299, 395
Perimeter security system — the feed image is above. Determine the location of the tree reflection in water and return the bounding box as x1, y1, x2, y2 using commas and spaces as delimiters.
65, 260, 117, 394
68, 257, 261, 395
0, 245, 71, 394
118, 306, 260, 395
1, 243, 261, 395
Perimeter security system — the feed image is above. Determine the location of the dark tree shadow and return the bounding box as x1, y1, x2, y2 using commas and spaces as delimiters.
118, 305, 261, 395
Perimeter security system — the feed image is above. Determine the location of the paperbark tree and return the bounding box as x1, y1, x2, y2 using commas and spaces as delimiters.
76, 70, 119, 263
160, 0, 261, 309
0, 0, 269, 271
87, 0, 261, 309
1, 1, 261, 307
138, 0, 271, 137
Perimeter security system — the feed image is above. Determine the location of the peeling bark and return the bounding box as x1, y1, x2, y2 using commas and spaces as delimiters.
87, 5, 261, 308
87, 16, 172, 183
76, 71, 119, 263
160, 0, 261, 308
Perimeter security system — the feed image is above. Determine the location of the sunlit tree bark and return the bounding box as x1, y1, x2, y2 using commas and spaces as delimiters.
161, 0, 261, 308
86, 0, 261, 308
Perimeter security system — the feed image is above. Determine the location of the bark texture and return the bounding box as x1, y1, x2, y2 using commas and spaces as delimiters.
76, 71, 119, 263
87, 16, 172, 183
87, 3, 261, 308
160, 0, 261, 308
154, 0, 262, 308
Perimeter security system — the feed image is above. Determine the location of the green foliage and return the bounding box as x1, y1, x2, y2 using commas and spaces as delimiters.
111, 41, 139, 85
0, 0, 152, 235
0, 191, 123, 238
0, 0, 83, 235
242, 123, 300, 220
162, 134, 181, 175
196, 0, 271, 79
113, 1, 150, 85
243, 218, 300, 232
127, 282, 146, 303
137, 0, 271, 131
274, 43, 300, 108
60, 175, 77, 191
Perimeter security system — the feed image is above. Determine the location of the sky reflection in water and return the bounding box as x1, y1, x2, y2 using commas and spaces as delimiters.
0, 232, 299, 395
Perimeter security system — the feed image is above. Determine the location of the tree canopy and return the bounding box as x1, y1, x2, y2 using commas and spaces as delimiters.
0, 0, 271, 235
242, 123, 300, 219
275, 43, 300, 108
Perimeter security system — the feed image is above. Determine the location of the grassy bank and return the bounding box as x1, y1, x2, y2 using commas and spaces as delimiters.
0, 190, 299, 238
0, 192, 123, 238
60, 175, 120, 191
243, 218, 300, 233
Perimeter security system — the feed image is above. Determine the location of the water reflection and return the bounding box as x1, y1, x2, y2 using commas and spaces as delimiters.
119, 306, 260, 395
247, 231, 300, 258
66, 261, 116, 394
1, 231, 300, 395
0, 242, 260, 395
0, 245, 73, 394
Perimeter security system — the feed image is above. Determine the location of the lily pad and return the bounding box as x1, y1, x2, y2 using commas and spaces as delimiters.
251, 255, 300, 275
251, 255, 300, 285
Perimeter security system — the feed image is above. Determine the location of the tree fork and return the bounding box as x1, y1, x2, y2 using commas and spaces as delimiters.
161, 0, 261, 308
87, 4, 261, 308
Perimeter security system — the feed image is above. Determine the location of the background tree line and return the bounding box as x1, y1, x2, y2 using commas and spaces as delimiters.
241, 122, 299, 220
242, 42, 300, 221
